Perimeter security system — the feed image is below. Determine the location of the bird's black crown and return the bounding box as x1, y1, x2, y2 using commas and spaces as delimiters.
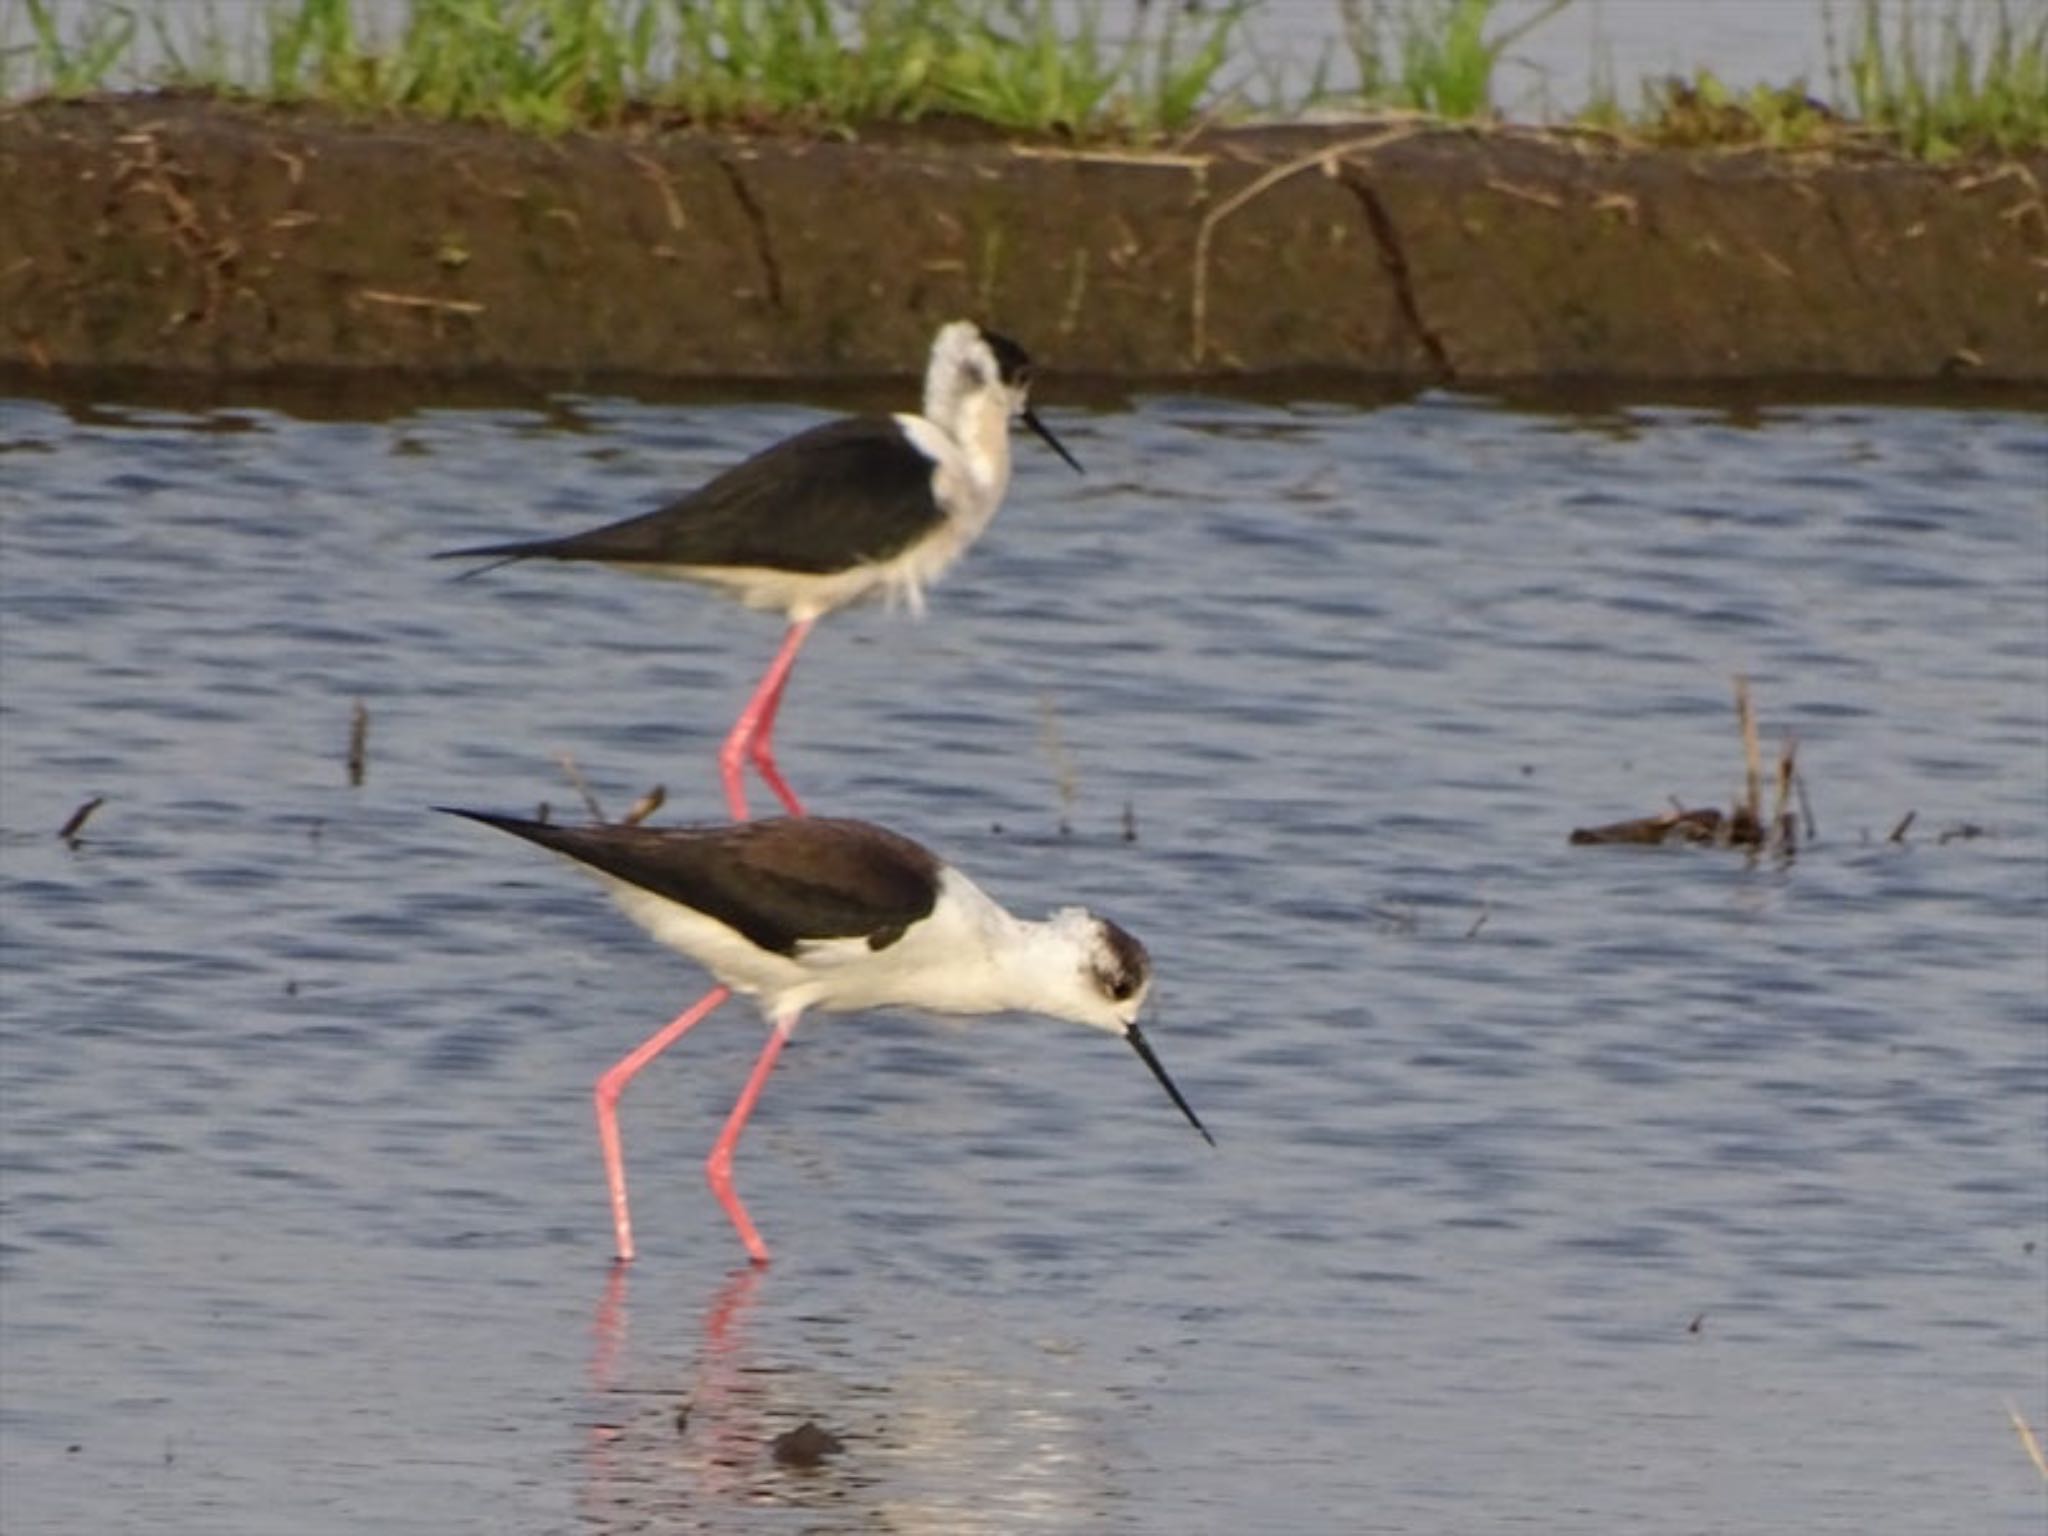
1093, 917, 1151, 1003
980, 328, 1036, 387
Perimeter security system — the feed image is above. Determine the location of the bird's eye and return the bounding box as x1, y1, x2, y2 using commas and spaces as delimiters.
1106, 974, 1137, 1002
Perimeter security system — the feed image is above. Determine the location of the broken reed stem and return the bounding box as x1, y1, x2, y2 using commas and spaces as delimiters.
1734, 675, 1762, 830
1889, 809, 1917, 843
57, 795, 104, 843
346, 699, 369, 787
1794, 768, 1819, 842
1770, 733, 1800, 852
618, 785, 666, 827
555, 750, 607, 823
1036, 691, 1078, 830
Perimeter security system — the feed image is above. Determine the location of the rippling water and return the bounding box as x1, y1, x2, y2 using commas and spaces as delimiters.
2, 378, 2043, 1533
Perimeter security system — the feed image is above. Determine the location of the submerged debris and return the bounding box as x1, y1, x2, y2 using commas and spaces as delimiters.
1570, 676, 1804, 854
770, 1420, 843, 1468
1570, 806, 1727, 846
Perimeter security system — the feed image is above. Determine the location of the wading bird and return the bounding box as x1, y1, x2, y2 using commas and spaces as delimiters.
445, 810, 1211, 1265
439, 322, 1081, 820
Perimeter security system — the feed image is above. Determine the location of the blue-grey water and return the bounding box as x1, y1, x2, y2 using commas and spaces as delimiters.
1, 380, 2043, 1533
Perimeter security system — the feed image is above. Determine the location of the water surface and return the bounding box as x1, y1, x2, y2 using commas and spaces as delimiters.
1, 380, 2043, 1533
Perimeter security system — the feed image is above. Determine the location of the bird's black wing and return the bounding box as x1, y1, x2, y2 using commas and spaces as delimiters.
436, 417, 946, 575
446, 811, 941, 957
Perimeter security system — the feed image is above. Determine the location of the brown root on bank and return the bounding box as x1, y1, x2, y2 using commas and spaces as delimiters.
1569, 675, 1801, 853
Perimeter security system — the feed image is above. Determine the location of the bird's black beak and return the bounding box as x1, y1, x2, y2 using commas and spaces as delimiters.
1021, 406, 1083, 475
1125, 1021, 1215, 1147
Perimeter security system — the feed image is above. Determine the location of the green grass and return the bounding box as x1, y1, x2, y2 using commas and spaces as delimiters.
1583, 70, 1843, 151
1333, 0, 1571, 118
10, 0, 137, 96
0, 0, 1248, 137
1573, 1, 2046, 157
1830, 0, 2048, 157
1, 0, 2042, 154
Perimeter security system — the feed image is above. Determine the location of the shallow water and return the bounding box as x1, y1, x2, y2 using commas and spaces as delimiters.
1, 380, 2043, 1533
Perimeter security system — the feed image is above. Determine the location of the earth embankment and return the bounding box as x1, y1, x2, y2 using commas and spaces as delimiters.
2, 96, 2043, 385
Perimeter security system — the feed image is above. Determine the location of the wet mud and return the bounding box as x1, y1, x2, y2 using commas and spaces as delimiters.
2, 95, 2043, 386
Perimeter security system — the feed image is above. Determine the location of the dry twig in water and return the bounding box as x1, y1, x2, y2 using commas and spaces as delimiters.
1735, 674, 1763, 836
555, 751, 608, 823
1037, 692, 1078, 836
618, 785, 667, 827
1794, 768, 1819, 842
346, 700, 369, 787
58, 796, 104, 844
1889, 810, 1917, 843
1770, 734, 1800, 854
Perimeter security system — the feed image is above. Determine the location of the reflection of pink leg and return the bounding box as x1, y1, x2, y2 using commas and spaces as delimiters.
704, 1015, 795, 1266
594, 985, 730, 1263
716, 621, 813, 821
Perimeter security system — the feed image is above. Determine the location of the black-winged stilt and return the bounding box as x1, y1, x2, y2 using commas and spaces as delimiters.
444, 810, 1210, 1265
438, 322, 1081, 821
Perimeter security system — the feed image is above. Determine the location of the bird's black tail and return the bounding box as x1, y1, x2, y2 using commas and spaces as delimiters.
432, 539, 557, 581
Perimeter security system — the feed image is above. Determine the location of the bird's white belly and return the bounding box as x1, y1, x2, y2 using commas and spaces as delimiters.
643, 529, 971, 622
601, 868, 1022, 1022
602, 881, 811, 1000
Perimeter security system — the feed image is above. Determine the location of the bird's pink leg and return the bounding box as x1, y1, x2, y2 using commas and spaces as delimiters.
704, 1015, 796, 1266
746, 619, 813, 818
716, 620, 813, 821
594, 985, 730, 1264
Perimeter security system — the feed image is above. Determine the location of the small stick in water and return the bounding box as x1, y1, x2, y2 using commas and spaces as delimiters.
58, 796, 104, 845
1888, 810, 1916, 843
1770, 734, 1800, 853
619, 785, 666, 827
1464, 899, 1491, 939
1037, 692, 1077, 837
1734, 675, 1763, 827
555, 751, 607, 823
347, 700, 369, 787
1794, 768, 1819, 843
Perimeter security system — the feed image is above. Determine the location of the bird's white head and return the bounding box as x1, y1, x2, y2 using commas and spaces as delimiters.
1039, 907, 1215, 1147
923, 321, 1083, 475
1039, 906, 1153, 1033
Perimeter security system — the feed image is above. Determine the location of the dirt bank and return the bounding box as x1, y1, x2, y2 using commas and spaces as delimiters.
2, 95, 2043, 386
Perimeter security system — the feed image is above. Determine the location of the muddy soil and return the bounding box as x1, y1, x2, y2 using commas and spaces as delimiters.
2, 95, 2043, 385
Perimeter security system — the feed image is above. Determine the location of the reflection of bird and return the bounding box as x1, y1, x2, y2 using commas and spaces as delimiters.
445, 810, 1212, 1264
438, 322, 1082, 821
